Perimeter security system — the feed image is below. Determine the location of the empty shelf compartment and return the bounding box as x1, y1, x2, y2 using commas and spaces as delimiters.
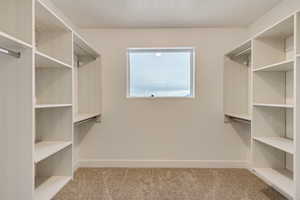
35, 141, 72, 163
253, 137, 294, 154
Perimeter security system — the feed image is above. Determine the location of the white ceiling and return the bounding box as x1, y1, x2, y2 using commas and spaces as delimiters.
50, 0, 282, 28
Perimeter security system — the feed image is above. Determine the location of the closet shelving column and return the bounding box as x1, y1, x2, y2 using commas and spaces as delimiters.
251, 14, 295, 199
34, 0, 73, 199
295, 11, 300, 200
0, 1, 34, 200
73, 32, 101, 124
224, 40, 252, 123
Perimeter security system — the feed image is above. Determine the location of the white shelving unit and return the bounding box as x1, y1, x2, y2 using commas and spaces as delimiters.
0, 0, 101, 199
223, 11, 300, 200
73, 32, 101, 124
251, 12, 296, 200
224, 40, 252, 124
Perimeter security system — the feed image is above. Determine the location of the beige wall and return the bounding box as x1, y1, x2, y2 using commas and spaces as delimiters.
77, 28, 251, 165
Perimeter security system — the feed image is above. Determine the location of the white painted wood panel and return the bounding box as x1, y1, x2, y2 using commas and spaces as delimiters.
0, 47, 34, 200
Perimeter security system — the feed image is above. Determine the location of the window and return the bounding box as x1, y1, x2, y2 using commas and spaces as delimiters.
127, 48, 195, 98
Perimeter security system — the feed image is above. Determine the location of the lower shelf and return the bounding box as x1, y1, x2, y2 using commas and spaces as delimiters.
35, 176, 71, 200
253, 168, 294, 199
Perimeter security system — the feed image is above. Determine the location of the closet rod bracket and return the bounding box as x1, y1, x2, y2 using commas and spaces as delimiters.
0, 47, 21, 58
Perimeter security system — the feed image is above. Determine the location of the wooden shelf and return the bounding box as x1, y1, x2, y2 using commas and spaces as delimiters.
35, 104, 72, 109
253, 137, 294, 154
254, 60, 294, 72
226, 40, 251, 59
36, 51, 72, 69
73, 32, 99, 58
253, 168, 294, 199
35, 0, 71, 33
255, 15, 294, 39
35, 176, 71, 200
253, 103, 293, 108
35, 141, 72, 163
224, 113, 251, 121
74, 113, 101, 123
0, 31, 32, 50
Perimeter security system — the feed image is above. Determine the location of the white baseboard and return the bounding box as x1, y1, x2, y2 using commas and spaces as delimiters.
73, 161, 80, 172
78, 159, 250, 169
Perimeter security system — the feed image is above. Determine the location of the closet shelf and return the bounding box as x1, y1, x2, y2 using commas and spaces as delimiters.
35, 141, 72, 163
36, 51, 72, 69
224, 113, 251, 121
36, 0, 72, 33
253, 59, 294, 72
254, 14, 294, 39
252, 168, 294, 199
253, 103, 293, 108
35, 104, 72, 109
74, 113, 101, 123
35, 176, 71, 200
0, 31, 32, 50
226, 40, 251, 59
253, 137, 294, 154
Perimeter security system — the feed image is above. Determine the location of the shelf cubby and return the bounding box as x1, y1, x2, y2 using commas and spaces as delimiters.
35, 141, 72, 163
35, 0, 72, 65
35, 146, 72, 200
35, 106, 72, 143
73, 33, 101, 123
0, 0, 33, 45
253, 69, 294, 106
224, 40, 251, 122
35, 54, 72, 105
253, 15, 294, 70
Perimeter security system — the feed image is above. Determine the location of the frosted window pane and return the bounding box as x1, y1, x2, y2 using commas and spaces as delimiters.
128, 49, 194, 97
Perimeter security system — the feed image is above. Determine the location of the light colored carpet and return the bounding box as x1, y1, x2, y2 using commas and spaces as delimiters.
54, 168, 286, 200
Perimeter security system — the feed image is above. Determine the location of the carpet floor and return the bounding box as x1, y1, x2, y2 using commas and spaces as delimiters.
54, 168, 287, 200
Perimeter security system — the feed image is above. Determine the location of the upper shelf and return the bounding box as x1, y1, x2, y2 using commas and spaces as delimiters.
255, 15, 294, 39
35, 0, 71, 33
36, 51, 72, 69
226, 40, 251, 63
73, 32, 100, 65
0, 31, 32, 51
253, 59, 294, 72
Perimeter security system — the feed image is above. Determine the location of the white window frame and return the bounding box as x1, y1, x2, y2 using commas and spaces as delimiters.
126, 47, 195, 99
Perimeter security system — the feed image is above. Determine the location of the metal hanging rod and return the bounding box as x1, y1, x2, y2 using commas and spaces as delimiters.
234, 48, 251, 57
227, 116, 251, 125
0, 46, 21, 58
75, 44, 97, 61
